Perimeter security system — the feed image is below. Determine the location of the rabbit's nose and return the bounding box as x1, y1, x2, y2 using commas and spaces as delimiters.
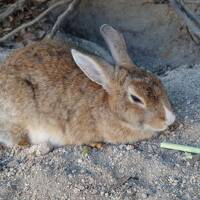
164, 106, 176, 126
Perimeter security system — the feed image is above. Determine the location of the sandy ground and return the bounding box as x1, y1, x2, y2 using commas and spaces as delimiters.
0, 58, 199, 199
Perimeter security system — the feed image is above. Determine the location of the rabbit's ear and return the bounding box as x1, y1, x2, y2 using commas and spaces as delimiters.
100, 24, 134, 70
71, 49, 114, 92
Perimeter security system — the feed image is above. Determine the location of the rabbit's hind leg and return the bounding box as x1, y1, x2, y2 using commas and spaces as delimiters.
0, 123, 53, 155
0, 122, 30, 147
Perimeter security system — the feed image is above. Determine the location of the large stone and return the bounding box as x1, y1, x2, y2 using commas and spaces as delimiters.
60, 0, 200, 72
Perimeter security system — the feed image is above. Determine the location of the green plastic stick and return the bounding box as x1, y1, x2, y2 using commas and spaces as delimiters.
160, 142, 200, 154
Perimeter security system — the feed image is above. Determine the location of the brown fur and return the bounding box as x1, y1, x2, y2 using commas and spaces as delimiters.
0, 25, 175, 146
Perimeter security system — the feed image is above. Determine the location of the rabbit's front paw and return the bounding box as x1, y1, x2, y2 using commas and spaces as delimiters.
89, 142, 104, 149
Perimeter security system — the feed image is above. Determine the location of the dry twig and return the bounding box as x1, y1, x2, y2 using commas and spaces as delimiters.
0, 0, 28, 23
183, 0, 200, 4
0, 0, 72, 43
170, 0, 200, 43
48, 0, 80, 39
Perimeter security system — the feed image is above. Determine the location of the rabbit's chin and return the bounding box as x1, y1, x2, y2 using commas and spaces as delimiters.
122, 120, 167, 133
143, 124, 168, 133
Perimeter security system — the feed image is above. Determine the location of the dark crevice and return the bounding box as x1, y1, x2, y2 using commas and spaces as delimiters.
24, 78, 37, 101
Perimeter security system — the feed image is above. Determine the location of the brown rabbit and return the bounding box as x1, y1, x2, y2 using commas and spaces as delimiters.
0, 24, 175, 147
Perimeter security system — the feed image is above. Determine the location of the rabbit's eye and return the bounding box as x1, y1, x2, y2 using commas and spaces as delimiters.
131, 95, 144, 105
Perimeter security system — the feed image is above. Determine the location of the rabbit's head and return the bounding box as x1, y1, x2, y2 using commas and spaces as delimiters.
71, 24, 175, 132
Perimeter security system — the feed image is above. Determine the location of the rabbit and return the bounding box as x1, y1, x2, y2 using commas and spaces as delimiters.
0, 24, 176, 148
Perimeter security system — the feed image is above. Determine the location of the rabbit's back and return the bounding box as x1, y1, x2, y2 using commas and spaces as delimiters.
2, 40, 77, 81
3, 39, 105, 121
1, 39, 102, 112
